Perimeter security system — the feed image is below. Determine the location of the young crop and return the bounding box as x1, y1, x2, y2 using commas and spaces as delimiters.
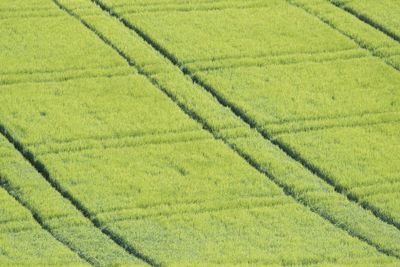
0, 187, 87, 266
1, 0, 400, 265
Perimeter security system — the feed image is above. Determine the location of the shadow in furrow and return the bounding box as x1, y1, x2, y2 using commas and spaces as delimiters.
286, 0, 399, 72
89, 0, 400, 236
328, 1, 400, 43
0, 113, 157, 266
0, 126, 94, 266
45, 0, 400, 260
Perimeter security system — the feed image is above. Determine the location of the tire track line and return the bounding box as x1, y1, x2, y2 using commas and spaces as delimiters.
90, 0, 400, 236
328, 1, 400, 43
0, 146, 94, 266
0, 118, 156, 266
0, 72, 133, 87
286, 0, 400, 72
269, 117, 400, 136
52, 0, 400, 260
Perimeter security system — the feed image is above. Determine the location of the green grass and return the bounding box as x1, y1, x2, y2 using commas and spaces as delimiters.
289, 0, 400, 69
117, 0, 357, 61
1, 0, 400, 265
0, 135, 147, 266
194, 57, 400, 127
330, 0, 400, 39
0, 187, 88, 266
274, 123, 400, 226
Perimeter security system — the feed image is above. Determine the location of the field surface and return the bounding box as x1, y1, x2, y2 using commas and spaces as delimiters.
0, 0, 399, 266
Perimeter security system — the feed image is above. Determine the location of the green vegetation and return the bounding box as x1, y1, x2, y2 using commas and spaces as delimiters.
327, 0, 400, 68
1, 0, 400, 265
289, 0, 400, 69
38, 137, 399, 265
0, 186, 87, 266
0, 135, 146, 266
274, 123, 400, 227
194, 57, 400, 127
330, 0, 400, 39
116, 0, 357, 62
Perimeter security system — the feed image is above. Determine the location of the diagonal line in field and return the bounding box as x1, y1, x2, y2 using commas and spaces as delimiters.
182, 46, 362, 64
1, 0, 162, 266
101, 201, 294, 225
118, 5, 271, 15
92, 194, 286, 216
0, 13, 65, 20
0, 120, 155, 265
100, 0, 400, 231
263, 110, 399, 126
0, 168, 94, 265
327, 1, 400, 44
0, 66, 137, 88
268, 116, 400, 136
189, 54, 370, 72
50, 0, 400, 260
0, 64, 126, 76
26, 127, 202, 147
35, 133, 212, 156
184, 48, 369, 72
286, 0, 400, 72
0, 72, 132, 87
0, 7, 54, 12
111, 0, 270, 15
110, 0, 261, 9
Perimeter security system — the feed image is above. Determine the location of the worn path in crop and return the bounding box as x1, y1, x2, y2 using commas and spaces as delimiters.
1, 0, 400, 265
87, 0, 400, 238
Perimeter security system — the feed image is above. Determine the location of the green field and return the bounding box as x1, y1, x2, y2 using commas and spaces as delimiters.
1, 0, 399, 266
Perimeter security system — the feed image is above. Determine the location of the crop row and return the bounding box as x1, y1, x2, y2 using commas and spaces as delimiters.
27, 135, 400, 265
2, 0, 400, 264
100, 0, 264, 9
0, 9, 65, 20
0, 187, 87, 266
0, 66, 134, 86
289, 0, 400, 69
114, 1, 358, 63
184, 48, 370, 73
264, 111, 400, 135
102, 0, 400, 233
112, 1, 271, 15
1, 0, 400, 265
0, 15, 127, 75
0, 0, 55, 11
273, 122, 400, 227
0, 135, 144, 266
30, 128, 212, 156
89, 0, 400, 259
329, 0, 400, 41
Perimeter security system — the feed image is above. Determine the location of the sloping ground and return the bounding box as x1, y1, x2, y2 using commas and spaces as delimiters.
0, 0, 399, 266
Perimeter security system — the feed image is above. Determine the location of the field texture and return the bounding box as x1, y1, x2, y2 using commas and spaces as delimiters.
0, 0, 399, 266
